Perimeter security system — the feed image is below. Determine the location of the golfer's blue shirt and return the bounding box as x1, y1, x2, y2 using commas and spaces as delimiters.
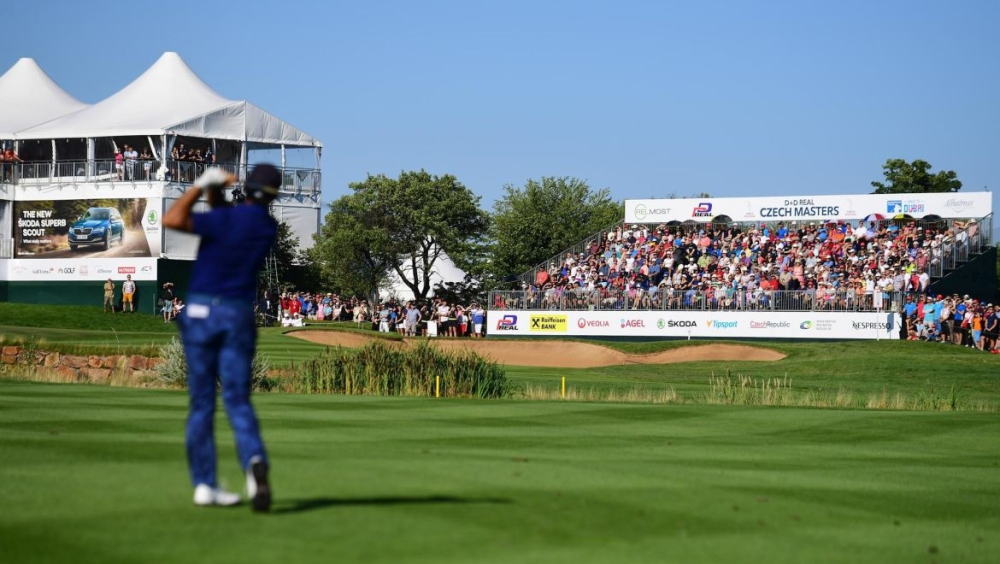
189, 204, 277, 302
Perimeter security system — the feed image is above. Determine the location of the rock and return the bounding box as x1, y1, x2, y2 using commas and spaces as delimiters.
88, 356, 103, 368
43, 352, 61, 367
83, 368, 112, 382
2, 355, 16, 364
146, 358, 162, 370
2, 345, 21, 356
128, 355, 148, 371
61, 355, 89, 369
55, 366, 78, 382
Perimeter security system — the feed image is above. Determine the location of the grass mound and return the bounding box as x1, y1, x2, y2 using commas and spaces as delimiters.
0, 302, 175, 333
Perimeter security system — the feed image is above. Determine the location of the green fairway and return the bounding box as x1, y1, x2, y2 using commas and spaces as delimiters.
1, 381, 997, 563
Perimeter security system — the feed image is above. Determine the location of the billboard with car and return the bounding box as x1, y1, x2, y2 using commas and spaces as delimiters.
9, 198, 161, 281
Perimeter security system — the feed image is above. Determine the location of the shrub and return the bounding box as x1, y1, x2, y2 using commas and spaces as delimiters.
155, 337, 276, 392
292, 340, 506, 398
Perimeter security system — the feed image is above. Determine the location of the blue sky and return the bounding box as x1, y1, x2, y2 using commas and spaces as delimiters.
5, 1, 999, 219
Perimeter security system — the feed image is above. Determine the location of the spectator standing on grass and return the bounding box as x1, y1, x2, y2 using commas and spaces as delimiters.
378, 303, 390, 332
162, 164, 281, 512
983, 305, 998, 352
122, 275, 136, 312
404, 302, 421, 337
103, 278, 115, 313
470, 303, 485, 338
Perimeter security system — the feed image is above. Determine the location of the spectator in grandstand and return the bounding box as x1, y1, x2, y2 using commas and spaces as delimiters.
1, 147, 23, 183
124, 145, 138, 180
175, 143, 192, 181
114, 147, 124, 180
204, 145, 215, 166
141, 146, 153, 180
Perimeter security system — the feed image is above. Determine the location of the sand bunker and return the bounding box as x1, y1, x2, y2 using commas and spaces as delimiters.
288, 331, 785, 369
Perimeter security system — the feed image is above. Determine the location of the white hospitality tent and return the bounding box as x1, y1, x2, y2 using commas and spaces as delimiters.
14, 51, 321, 168
386, 245, 468, 302
0, 58, 88, 140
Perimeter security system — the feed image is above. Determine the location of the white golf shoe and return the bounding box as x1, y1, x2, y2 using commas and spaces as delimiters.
193, 484, 242, 507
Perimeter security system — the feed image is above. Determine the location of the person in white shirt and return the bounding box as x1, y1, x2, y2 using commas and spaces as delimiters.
121, 275, 136, 312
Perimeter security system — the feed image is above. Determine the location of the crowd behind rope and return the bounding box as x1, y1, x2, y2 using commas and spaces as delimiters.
256, 291, 488, 338
494, 218, 987, 316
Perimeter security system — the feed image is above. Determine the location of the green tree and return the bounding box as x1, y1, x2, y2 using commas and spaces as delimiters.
310, 170, 489, 302
870, 159, 962, 194
307, 193, 393, 299
489, 177, 622, 279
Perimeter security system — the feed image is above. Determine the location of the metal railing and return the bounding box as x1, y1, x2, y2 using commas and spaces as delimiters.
490, 288, 917, 313
1, 159, 321, 196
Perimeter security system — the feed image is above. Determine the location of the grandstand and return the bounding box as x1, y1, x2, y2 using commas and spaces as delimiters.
487, 192, 995, 340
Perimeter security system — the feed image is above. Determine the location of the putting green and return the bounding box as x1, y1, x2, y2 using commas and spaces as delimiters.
1, 381, 997, 563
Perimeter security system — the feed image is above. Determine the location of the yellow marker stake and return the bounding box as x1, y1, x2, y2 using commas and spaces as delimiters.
435, 375, 440, 398
561, 376, 566, 399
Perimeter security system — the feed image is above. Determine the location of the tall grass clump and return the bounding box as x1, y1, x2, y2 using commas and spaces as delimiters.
155, 337, 275, 392
292, 340, 506, 398
706, 373, 794, 406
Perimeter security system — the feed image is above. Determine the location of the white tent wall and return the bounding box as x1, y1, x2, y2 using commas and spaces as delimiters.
162, 197, 320, 258
270, 202, 320, 251
0, 200, 12, 258
161, 198, 210, 260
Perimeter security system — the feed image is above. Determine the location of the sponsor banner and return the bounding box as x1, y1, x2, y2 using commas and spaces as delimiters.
13, 198, 162, 260
488, 310, 902, 340
624, 192, 991, 223
529, 314, 568, 332
5, 257, 158, 281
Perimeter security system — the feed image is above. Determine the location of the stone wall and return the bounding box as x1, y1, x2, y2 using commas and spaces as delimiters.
1, 345, 161, 385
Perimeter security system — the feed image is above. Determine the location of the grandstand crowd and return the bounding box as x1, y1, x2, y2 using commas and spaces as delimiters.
501, 219, 983, 312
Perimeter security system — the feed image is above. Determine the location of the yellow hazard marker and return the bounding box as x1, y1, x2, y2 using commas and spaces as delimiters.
561, 376, 566, 399
435, 375, 441, 398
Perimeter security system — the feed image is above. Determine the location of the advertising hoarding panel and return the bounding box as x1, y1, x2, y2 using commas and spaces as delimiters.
486, 310, 902, 340
10, 198, 161, 281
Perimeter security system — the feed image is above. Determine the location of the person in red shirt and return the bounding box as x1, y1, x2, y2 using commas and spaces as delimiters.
535, 268, 549, 288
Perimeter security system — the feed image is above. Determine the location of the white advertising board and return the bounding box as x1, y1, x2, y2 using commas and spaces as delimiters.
487, 310, 902, 340
5, 257, 158, 281
624, 192, 992, 224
